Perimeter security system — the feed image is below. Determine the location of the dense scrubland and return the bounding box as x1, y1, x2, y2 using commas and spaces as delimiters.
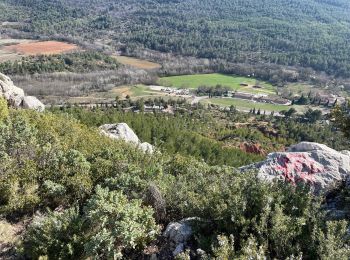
1, 99, 350, 259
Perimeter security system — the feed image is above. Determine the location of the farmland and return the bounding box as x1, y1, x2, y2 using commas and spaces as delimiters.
0, 39, 33, 62
2, 40, 78, 55
113, 56, 161, 70
158, 73, 276, 95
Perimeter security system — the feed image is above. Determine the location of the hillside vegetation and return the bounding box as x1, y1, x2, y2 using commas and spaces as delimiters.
2, 0, 350, 77
0, 99, 350, 259
0, 51, 119, 75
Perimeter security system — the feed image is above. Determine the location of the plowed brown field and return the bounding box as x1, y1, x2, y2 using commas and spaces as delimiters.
3, 41, 78, 55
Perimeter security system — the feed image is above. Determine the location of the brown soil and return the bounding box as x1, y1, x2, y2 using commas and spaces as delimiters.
3, 41, 78, 55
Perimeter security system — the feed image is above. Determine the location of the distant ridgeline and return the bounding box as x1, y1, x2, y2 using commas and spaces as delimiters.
2, 0, 350, 77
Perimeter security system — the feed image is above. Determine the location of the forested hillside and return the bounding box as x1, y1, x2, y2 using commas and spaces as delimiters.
1, 0, 350, 258
2, 0, 350, 77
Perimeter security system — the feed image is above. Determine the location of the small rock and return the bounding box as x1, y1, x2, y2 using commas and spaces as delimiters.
164, 220, 193, 245
140, 142, 154, 153
173, 243, 184, 256
196, 249, 206, 256
163, 218, 197, 256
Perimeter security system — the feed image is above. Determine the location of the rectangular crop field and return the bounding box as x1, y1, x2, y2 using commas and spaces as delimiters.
113, 56, 161, 70
2, 40, 78, 55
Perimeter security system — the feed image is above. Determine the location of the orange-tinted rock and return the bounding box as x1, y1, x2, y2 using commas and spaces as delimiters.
239, 142, 266, 155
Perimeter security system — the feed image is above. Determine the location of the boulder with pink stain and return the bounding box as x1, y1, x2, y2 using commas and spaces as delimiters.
241, 142, 350, 193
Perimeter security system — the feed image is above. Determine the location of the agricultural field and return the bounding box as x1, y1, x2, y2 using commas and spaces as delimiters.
158, 73, 276, 95
202, 97, 297, 113
113, 56, 161, 70
2, 40, 78, 55
0, 39, 33, 62
0, 39, 79, 62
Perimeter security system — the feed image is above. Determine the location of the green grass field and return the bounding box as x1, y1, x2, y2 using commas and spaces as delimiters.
202, 98, 293, 112
158, 73, 276, 95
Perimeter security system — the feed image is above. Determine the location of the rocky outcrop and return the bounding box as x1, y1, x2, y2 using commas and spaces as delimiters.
163, 218, 194, 256
0, 72, 45, 111
0, 73, 24, 107
99, 123, 155, 153
22, 96, 45, 112
241, 142, 350, 193
100, 123, 140, 144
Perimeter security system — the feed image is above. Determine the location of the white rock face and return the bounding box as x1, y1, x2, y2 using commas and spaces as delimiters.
22, 96, 45, 112
241, 142, 350, 193
163, 218, 194, 256
0, 72, 45, 111
99, 123, 155, 153
100, 123, 140, 144
0, 72, 25, 107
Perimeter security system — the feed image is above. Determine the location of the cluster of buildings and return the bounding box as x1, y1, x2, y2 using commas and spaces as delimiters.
226, 91, 291, 105
161, 87, 190, 96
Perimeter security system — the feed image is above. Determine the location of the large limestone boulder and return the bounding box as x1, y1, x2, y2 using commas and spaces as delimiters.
99, 123, 155, 153
241, 142, 350, 193
100, 123, 140, 144
0, 72, 45, 111
22, 96, 45, 112
0, 72, 24, 107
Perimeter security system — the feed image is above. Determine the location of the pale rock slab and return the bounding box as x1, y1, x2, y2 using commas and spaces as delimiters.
99, 123, 155, 154
22, 96, 45, 112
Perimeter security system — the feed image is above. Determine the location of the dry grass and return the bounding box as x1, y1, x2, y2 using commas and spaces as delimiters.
0, 49, 23, 62
3, 40, 78, 55
113, 56, 161, 70
0, 39, 33, 62
0, 39, 33, 46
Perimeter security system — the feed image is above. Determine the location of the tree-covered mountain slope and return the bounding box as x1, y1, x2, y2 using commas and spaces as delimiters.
2, 0, 350, 77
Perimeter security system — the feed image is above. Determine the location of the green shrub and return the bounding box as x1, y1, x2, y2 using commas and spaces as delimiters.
83, 186, 160, 259
24, 207, 84, 259
0, 98, 9, 121
161, 155, 350, 259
